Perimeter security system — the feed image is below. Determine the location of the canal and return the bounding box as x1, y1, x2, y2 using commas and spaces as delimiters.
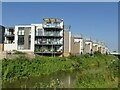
3, 69, 81, 88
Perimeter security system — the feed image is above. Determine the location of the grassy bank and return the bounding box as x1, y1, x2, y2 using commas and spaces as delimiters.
2, 56, 79, 82
2, 53, 119, 88
73, 53, 119, 88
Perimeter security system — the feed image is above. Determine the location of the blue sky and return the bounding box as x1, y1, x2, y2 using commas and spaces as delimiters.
2, 2, 118, 52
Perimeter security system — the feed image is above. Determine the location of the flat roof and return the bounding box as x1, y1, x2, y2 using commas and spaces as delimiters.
5, 27, 15, 29
73, 36, 83, 39
43, 18, 63, 23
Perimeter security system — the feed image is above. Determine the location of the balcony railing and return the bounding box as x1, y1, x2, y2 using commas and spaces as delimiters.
44, 33, 61, 36
5, 33, 14, 37
35, 35, 63, 38
35, 41, 63, 45
43, 24, 62, 29
35, 49, 63, 53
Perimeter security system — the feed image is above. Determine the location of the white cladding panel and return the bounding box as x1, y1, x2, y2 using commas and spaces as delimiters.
4, 44, 16, 51
15, 25, 35, 52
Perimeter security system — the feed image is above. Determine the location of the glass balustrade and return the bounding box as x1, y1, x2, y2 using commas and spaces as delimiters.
35, 38, 63, 45
35, 46, 63, 53
43, 23, 61, 28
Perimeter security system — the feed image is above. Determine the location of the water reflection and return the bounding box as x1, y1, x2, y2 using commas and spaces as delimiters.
3, 69, 80, 88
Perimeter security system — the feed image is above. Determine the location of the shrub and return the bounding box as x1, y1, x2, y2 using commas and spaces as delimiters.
13, 50, 25, 54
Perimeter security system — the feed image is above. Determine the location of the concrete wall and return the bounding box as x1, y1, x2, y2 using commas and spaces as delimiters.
0, 44, 4, 51
84, 44, 91, 54
84, 41, 93, 54
73, 42, 80, 55
98, 47, 102, 52
0, 52, 35, 60
74, 38, 84, 54
93, 43, 98, 53
71, 37, 83, 55
0, 51, 6, 59
93, 45, 98, 52
71, 37, 74, 54
101, 46, 106, 54
4, 44, 16, 51
63, 31, 71, 57
24, 27, 29, 49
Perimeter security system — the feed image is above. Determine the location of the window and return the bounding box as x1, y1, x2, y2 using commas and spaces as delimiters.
17, 27, 31, 50
28, 36, 31, 49
36, 28, 43, 36
18, 36, 24, 45
18, 27, 24, 35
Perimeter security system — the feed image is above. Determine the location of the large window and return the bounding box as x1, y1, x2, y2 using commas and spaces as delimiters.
36, 28, 43, 36
28, 36, 31, 49
18, 36, 24, 50
17, 27, 31, 50
18, 27, 24, 35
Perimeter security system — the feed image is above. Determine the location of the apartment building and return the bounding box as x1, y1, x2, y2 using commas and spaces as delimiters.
4, 27, 16, 51
71, 35, 84, 55
14, 18, 64, 56
4, 27, 15, 44
92, 41, 98, 53
84, 39, 93, 54
34, 18, 64, 56
100, 43, 108, 54
1, 18, 109, 57
97, 42, 103, 53
0, 25, 5, 51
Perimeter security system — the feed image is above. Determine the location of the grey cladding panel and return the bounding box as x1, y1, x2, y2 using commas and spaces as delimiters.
0, 26, 5, 43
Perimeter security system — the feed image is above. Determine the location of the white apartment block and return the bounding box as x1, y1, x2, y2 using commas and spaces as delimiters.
4, 27, 16, 51
1, 18, 109, 56
84, 39, 93, 54
71, 35, 84, 55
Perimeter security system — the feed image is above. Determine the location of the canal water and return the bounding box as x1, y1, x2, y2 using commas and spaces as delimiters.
3, 69, 81, 88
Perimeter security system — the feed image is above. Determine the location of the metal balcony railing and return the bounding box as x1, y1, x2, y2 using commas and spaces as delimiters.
35, 41, 63, 45
5, 33, 14, 37
35, 48, 63, 53
43, 24, 62, 28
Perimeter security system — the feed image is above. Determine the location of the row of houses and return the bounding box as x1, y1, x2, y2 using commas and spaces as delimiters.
0, 18, 109, 57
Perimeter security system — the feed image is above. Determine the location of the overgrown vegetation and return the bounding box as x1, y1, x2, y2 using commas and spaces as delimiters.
2, 53, 119, 88
7, 50, 26, 55
74, 54, 119, 88
2, 56, 79, 82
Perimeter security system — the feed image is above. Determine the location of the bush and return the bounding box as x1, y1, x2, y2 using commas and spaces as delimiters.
94, 51, 101, 55
2, 53, 118, 88
2, 56, 79, 82
13, 50, 25, 54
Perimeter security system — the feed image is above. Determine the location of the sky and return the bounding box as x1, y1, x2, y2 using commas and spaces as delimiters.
2, 2, 118, 52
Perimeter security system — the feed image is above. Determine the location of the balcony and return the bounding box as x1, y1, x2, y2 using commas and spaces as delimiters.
35, 41, 63, 45
43, 24, 62, 29
35, 35, 63, 38
35, 32, 63, 37
43, 18, 63, 29
44, 33, 63, 37
35, 48, 63, 54
4, 40, 15, 44
5, 33, 14, 37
